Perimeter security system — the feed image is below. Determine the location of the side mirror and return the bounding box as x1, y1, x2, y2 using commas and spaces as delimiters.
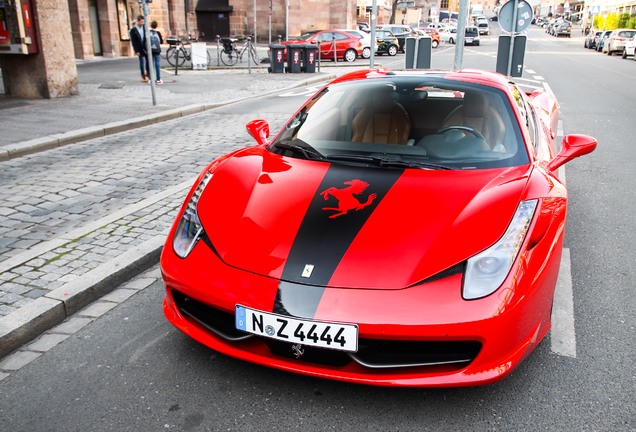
547, 134, 597, 172
246, 119, 270, 145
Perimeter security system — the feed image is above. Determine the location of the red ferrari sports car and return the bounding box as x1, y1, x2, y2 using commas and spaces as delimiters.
161, 69, 596, 387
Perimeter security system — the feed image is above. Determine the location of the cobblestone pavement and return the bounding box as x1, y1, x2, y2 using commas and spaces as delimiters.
0, 108, 290, 317
0, 58, 362, 357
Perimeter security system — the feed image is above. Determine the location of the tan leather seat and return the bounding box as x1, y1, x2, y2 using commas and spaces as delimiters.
351, 85, 411, 145
442, 91, 505, 149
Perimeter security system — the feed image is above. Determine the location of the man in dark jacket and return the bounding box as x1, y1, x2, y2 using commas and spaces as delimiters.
130, 15, 149, 82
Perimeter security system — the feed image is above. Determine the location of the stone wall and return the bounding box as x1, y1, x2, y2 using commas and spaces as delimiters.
0, 0, 78, 98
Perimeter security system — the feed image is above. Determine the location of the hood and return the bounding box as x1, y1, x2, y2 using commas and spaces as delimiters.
198, 147, 532, 289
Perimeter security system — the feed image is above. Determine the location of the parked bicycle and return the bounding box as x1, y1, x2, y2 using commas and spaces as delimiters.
165, 36, 211, 68
219, 36, 260, 66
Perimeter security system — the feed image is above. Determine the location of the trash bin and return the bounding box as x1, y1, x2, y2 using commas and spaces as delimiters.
285, 44, 303, 73
268, 43, 285, 73
301, 44, 318, 73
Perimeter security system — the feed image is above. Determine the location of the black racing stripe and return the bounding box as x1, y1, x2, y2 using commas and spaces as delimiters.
274, 165, 403, 318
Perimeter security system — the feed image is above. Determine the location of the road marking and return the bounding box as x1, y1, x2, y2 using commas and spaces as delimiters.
533, 75, 544, 80
278, 85, 322, 98
551, 248, 577, 358
525, 69, 536, 74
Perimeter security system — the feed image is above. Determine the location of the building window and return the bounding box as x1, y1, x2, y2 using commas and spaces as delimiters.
440, 0, 449, 9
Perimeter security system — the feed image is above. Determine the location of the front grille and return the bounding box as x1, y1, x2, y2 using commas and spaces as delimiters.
172, 290, 481, 370
352, 339, 480, 368
172, 291, 249, 341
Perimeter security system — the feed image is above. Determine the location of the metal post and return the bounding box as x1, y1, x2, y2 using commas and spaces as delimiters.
253, 0, 257, 44
285, 0, 289, 41
507, 0, 520, 76
370, 0, 377, 68
174, 46, 179, 75
247, 37, 252, 74
333, 36, 337, 63
216, 35, 220, 66
142, 0, 157, 105
453, 0, 469, 70
316, 41, 321, 72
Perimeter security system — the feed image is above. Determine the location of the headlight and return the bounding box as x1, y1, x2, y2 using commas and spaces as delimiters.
172, 173, 213, 258
463, 200, 538, 300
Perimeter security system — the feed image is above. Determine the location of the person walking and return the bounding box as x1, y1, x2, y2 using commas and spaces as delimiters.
130, 15, 149, 82
149, 21, 163, 84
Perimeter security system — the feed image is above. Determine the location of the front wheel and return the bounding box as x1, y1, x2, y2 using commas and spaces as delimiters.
344, 49, 357, 62
249, 47, 259, 64
449, 37, 455, 44
166, 47, 187, 67
362, 47, 371, 59
432, 40, 439, 48
387, 45, 398, 56
220, 48, 239, 66
622, 49, 627, 59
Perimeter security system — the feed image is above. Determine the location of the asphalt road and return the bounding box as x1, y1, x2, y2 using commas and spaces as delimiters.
0, 26, 634, 431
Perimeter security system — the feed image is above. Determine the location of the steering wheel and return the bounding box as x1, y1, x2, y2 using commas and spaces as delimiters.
437, 125, 485, 141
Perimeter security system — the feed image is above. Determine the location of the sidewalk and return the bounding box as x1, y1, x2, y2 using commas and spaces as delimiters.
0, 57, 366, 362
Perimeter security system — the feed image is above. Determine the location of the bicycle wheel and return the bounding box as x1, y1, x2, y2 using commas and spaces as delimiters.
249, 46, 259, 64
220, 48, 239, 66
166, 46, 187, 67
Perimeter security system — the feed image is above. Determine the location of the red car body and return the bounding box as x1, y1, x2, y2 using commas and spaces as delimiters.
418, 27, 441, 48
281, 30, 363, 62
161, 69, 596, 387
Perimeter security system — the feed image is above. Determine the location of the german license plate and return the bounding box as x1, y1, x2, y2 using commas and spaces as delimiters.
466, 38, 474, 43
235, 305, 358, 352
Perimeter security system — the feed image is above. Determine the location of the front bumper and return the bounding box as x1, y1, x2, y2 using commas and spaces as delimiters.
160, 229, 561, 387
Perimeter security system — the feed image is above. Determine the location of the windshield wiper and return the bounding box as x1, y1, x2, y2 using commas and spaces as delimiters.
274, 141, 326, 161
326, 154, 452, 170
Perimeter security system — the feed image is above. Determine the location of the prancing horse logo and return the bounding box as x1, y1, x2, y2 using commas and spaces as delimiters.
320, 179, 377, 219
292, 343, 305, 358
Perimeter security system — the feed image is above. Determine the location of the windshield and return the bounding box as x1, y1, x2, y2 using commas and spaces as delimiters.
269, 77, 528, 170
297, 32, 317, 40
466, 28, 478, 36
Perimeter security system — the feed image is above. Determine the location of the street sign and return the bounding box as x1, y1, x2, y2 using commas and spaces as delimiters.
498, 0, 533, 33
496, 35, 527, 77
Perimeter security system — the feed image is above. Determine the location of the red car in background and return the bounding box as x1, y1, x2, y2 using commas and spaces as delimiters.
282, 30, 363, 62
418, 27, 441, 48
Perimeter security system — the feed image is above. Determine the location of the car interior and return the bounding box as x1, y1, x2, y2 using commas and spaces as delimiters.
273, 77, 528, 168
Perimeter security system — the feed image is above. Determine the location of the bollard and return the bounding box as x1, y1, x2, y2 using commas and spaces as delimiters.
216, 35, 221, 66
175, 45, 179, 75
332, 36, 337, 63
247, 37, 252, 74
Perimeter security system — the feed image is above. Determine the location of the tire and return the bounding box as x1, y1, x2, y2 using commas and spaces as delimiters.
250, 47, 259, 65
387, 45, 398, 56
344, 49, 357, 62
584, 40, 588, 48
449, 37, 455, 44
607, 48, 612, 56
622, 49, 627, 59
220, 48, 239, 66
362, 47, 371, 59
432, 40, 439, 48
166, 47, 187, 67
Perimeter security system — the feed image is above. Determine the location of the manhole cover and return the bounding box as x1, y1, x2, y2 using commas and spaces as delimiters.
99, 83, 125, 89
